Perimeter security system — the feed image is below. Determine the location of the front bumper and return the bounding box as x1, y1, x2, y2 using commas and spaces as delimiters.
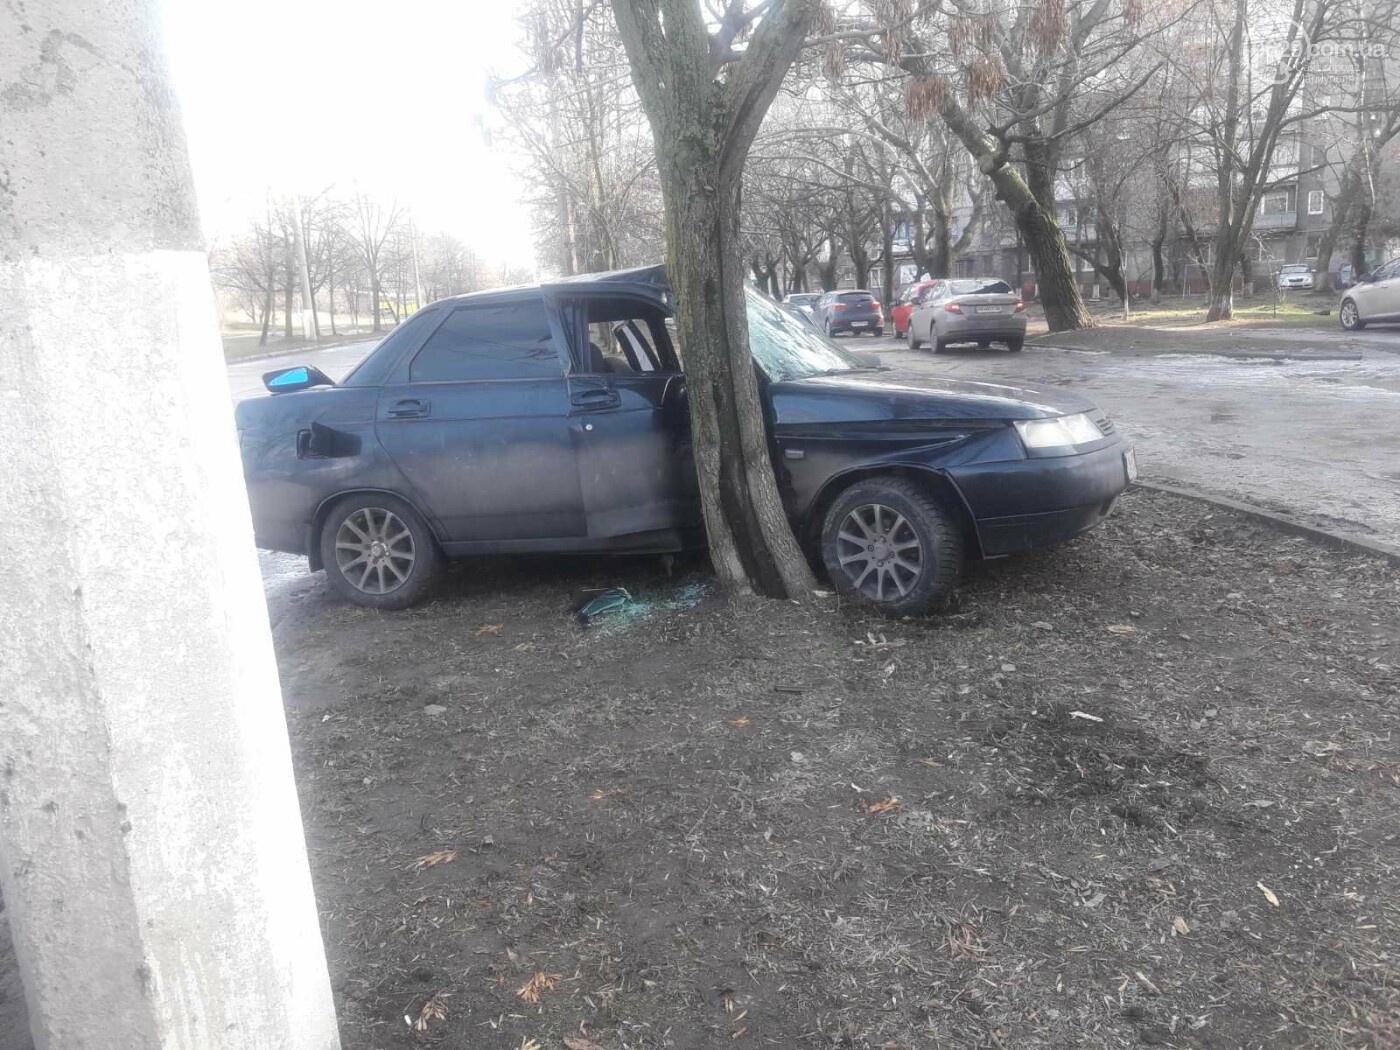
948, 439, 1132, 556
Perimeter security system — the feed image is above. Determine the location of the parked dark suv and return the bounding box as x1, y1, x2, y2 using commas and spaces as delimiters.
236, 266, 1134, 614
812, 289, 885, 337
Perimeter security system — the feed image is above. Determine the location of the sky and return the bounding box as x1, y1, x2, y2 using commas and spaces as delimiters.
160, 0, 537, 270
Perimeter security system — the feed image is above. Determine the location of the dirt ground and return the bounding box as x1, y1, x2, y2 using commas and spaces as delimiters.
249, 489, 1398, 1050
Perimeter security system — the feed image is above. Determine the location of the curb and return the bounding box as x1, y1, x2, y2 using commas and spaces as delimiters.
1029, 340, 1364, 363
1135, 480, 1400, 566
224, 336, 381, 367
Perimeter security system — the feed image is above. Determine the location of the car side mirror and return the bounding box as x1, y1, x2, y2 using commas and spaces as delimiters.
263, 365, 334, 394
1358, 272, 1376, 283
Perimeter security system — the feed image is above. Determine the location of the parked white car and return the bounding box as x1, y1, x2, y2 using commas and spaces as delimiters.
1276, 264, 1316, 290
1339, 258, 1400, 330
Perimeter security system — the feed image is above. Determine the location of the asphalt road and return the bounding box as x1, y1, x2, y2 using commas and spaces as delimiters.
227, 328, 1400, 554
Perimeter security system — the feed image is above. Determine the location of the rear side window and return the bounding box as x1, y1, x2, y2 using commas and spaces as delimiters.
950, 280, 1012, 295
339, 306, 442, 387
410, 300, 560, 382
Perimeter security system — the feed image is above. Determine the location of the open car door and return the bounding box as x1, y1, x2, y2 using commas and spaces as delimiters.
543, 272, 699, 544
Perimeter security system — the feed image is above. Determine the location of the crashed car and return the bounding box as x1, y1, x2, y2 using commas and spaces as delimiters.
235, 265, 1135, 614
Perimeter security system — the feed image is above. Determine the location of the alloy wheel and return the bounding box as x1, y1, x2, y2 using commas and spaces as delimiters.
1341, 300, 1358, 328
334, 507, 416, 594
835, 503, 923, 602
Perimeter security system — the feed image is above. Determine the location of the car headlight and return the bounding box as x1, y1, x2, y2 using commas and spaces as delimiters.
1014, 412, 1105, 450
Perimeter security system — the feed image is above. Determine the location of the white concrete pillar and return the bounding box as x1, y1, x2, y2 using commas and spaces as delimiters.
0, 3, 340, 1049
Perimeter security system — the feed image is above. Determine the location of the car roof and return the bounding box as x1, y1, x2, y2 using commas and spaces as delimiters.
427, 263, 671, 309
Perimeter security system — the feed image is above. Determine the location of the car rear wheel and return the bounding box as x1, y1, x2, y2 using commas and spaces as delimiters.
872, 327, 884, 337
820, 477, 963, 616
1006, 338, 1024, 352
907, 323, 923, 349
932, 336, 948, 353
1339, 299, 1365, 331
320, 493, 442, 609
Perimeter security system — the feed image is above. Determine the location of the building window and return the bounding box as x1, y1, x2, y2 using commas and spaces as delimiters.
1260, 189, 1295, 215
1307, 190, 1325, 215
1305, 233, 1322, 259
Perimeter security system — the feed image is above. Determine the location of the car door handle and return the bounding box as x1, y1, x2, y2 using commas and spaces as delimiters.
571, 388, 620, 410
387, 398, 430, 418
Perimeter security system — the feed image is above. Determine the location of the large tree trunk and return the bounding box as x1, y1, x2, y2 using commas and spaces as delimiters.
1149, 201, 1169, 302
938, 98, 1093, 331
610, 0, 818, 601
257, 284, 273, 346
663, 167, 815, 596
880, 202, 895, 309
1350, 198, 1372, 275
818, 239, 839, 290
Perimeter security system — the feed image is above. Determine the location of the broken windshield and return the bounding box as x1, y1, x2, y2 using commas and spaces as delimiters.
746, 289, 865, 382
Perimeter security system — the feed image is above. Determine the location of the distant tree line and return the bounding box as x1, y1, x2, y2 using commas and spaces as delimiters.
503, 0, 1400, 329
209, 191, 521, 345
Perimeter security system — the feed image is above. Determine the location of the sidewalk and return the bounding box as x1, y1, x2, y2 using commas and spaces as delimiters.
1028, 323, 1389, 360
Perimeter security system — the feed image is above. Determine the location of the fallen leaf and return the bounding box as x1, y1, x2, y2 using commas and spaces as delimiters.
1172, 915, 1190, 935
519, 1040, 542, 1050
413, 990, 449, 1031
1303, 740, 1341, 757
726, 715, 754, 728
409, 849, 460, 870
475, 623, 503, 636
589, 788, 628, 801
863, 795, 902, 816
515, 971, 561, 1004
564, 1038, 605, 1050
422, 704, 448, 716
1107, 624, 1137, 635
1257, 881, 1280, 907
1069, 710, 1104, 723
1031, 620, 1054, 631
1134, 970, 1161, 995
1242, 799, 1275, 808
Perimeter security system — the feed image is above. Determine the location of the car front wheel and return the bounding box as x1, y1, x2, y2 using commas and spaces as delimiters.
320, 493, 442, 609
820, 477, 963, 615
1339, 299, 1365, 331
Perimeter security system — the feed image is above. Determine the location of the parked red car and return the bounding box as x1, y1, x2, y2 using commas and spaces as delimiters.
891, 279, 943, 338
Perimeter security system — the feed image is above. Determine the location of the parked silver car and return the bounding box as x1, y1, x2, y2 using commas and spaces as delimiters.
782, 292, 821, 319
1276, 263, 1316, 290
907, 278, 1027, 353
1339, 258, 1400, 330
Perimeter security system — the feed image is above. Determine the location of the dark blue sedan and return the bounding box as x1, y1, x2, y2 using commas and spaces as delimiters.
234, 265, 1134, 614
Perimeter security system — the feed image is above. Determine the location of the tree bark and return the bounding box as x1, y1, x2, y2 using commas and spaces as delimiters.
1150, 205, 1168, 303
610, 0, 818, 601
939, 99, 1093, 331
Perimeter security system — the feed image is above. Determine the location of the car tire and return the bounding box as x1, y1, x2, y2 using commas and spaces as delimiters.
907, 323, 923, 350
872, 328, 883, 338
820, 477, 964, 616
825, 320, 835, 338
1006, 338, 1024, 352
1339, 299, 1365, 331
932, 336, 948, 353
319, 493, 442, 610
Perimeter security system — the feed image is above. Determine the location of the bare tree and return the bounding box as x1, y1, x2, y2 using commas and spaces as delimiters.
1167, 0, 1400, 318
498, 1, 664, 274
609, 0, 821, 599
826, 0, 1180, 330
350, 194, 404, 331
